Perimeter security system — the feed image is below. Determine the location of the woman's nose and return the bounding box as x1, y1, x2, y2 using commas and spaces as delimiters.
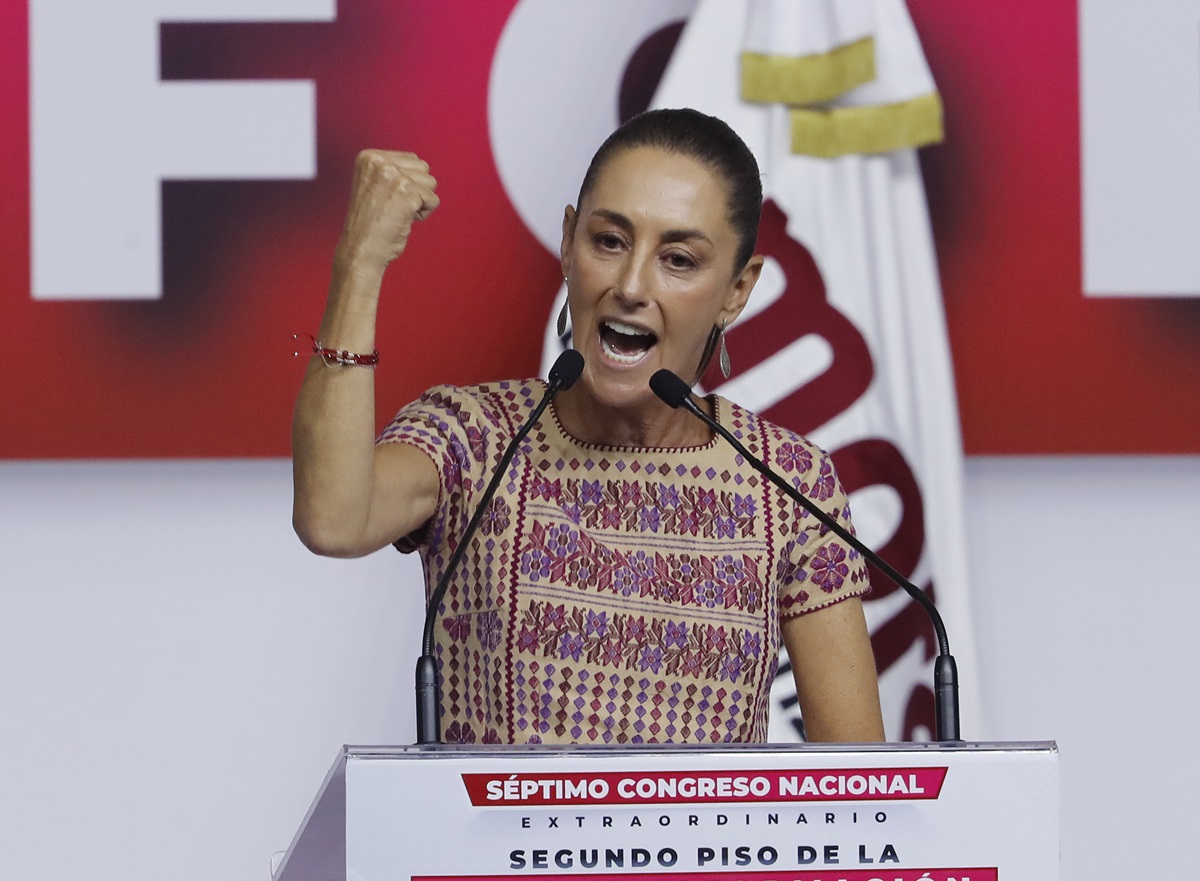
614, 250, 651, 306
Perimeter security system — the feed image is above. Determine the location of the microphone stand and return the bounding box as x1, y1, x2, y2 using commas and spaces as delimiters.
415, 350, 584, 744
651, 369, 960, 741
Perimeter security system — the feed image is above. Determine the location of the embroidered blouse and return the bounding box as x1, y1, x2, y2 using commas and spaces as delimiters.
378, 379, 869, 744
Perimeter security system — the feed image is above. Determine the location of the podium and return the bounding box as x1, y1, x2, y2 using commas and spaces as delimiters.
274, 744, 1060, 881
273, 741, 1057, 881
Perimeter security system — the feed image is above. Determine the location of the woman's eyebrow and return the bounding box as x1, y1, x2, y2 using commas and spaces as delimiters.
590, 208, 713, 246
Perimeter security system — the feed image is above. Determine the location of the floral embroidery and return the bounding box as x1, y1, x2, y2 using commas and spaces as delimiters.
559, 632, 585, 661
639, 506, 661, 533
530, 473, 559, 502
476, 610, 503, 651
448, 435, 472, 478
516, 626, 539, 653
775, 441, 813, 474
444, 721, 475, 744
480, 497, 510, 535
378, 380, 870, 745
658, 484, 680, 508
555, 479, 756, 538
599, 640, 623, 666
811, 458, 836, 501
733, 494, 756, 518
640, 645, 664, 673
665, 620, 688, 649
585, 610, 608, 638
522, 601, 760, 687
581, 480, 603, 505
809, 542, 850, 593
522, 521, 768, 614
544, 604, 567, 628
466, 424, 489, 463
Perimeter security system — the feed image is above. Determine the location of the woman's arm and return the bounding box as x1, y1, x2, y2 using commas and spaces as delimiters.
781, 597, 886, 742
292, 150, 441, 558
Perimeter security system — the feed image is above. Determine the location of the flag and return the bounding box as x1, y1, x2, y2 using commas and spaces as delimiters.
650, 0, 980, 741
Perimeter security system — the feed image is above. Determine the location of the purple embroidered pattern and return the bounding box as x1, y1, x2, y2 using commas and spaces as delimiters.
379, 380, 868, 745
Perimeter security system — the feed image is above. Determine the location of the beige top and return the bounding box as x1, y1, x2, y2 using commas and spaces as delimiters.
380, 379, 869, 744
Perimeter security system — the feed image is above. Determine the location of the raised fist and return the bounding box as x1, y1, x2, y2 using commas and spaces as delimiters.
338, 150, 440, 272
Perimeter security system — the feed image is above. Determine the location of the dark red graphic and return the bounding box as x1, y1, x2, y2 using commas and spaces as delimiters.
2, 0, 1197, 456
709, 202, 936, 740
708, 201, 874, 434
422, 871, 996, 881
460, 767, 948, 806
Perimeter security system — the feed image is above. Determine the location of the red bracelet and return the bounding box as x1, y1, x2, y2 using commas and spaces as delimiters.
294, 334, 380, 367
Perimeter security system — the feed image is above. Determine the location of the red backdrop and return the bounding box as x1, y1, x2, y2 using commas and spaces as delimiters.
2, 0, 1197, 458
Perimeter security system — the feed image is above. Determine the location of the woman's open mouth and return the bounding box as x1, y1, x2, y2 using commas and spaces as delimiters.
599, 320, 658, 365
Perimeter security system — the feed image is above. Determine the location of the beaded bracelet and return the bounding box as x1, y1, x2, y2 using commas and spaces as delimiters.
294, 334, 380, 367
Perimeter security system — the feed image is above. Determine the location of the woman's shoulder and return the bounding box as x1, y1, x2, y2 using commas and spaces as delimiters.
713, 395, 827, 457
407, 378, 547, 418
378, 378, 547, 446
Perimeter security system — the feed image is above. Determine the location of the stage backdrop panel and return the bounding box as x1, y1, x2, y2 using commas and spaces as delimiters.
4, 0, 1198, 457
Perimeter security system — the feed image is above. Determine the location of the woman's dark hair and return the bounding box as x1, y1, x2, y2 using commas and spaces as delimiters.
576, 108, 763, 274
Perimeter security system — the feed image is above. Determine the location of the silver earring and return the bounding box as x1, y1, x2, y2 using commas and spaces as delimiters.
557, 277, 570, 337
718, 319, 731, 379
556, 299, 569, 337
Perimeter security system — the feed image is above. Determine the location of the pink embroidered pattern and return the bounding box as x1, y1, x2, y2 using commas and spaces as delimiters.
379, 380, 868, 745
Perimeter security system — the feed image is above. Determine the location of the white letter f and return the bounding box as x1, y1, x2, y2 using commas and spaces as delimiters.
31, 0, 336, 300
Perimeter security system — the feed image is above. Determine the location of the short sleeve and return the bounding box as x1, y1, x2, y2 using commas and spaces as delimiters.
774, 444, 871, 619
376, 384, 508, 554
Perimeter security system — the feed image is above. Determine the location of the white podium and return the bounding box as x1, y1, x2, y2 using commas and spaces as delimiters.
274, 742, 1058, 881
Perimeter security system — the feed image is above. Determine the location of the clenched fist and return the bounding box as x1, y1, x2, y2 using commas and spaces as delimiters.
337, 150, 440, 274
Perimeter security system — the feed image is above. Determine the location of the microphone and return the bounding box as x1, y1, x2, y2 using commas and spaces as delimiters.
650, 369, 961, 742
415, 349, 584, 744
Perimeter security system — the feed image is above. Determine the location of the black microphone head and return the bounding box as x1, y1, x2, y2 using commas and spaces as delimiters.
649, 369, 692, 409
548, 348, 584, 391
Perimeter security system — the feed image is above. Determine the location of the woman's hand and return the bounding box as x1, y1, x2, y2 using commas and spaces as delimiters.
291, 150, 442, 558
336, 150, 440, 279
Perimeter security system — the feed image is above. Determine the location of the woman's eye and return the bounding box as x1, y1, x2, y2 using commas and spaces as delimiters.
595, 232, 623, 250
666, 252, 697, 270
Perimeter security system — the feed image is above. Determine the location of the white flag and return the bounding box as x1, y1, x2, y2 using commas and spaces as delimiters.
652, 0, 980, 741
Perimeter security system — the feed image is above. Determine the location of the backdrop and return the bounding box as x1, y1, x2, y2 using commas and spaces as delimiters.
6, 0, 1199, 457
3, 2, 1200, 881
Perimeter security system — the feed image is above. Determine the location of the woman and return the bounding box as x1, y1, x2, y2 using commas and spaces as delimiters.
293, 109, 884, 745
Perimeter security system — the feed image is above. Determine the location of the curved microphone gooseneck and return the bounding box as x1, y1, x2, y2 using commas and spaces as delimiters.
649, 368, 961, 742
415, 349, 585, 744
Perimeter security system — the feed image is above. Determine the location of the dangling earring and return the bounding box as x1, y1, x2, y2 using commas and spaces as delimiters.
718, 318, 732, 379
556, 278, 570, 337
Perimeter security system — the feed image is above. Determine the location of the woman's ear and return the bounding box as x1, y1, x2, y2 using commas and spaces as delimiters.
559, 205, 577, 279
720, 254, 764, 326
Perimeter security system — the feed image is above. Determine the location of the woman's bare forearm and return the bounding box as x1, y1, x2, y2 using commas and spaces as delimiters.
782, 598, 886, 742
291, 151, 441, 556
291, 253, 389, 556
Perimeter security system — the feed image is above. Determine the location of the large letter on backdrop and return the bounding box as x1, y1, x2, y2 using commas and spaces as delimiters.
30, 0, 333, 300
1081, 0, 1200, 296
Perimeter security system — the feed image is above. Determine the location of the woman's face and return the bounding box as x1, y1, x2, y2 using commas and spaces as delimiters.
560, 146, 761, 413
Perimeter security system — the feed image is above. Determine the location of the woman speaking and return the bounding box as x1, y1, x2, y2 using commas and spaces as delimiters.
292, 108, 884, 745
